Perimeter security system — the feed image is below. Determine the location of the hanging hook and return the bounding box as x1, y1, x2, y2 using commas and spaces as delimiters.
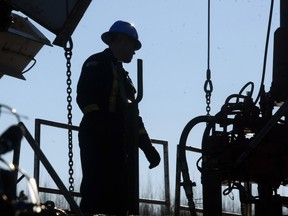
204, 70, 213, 94
64, 36, 73, 52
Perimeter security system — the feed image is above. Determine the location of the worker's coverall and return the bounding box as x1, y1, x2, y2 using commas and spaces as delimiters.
77, 48, 160, 214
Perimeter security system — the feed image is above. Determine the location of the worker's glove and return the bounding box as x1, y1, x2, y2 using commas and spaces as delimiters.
138, 125, 161, 169
144, 146, 161, 169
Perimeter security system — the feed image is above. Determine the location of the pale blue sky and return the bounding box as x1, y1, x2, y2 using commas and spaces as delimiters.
0, 0, 281, 207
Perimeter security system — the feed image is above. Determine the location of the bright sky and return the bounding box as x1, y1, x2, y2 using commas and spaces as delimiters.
0, 0, 282, 210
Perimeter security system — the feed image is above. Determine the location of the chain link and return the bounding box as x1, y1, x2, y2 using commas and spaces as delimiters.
64, 37, 74, 192
204, 69, 213, 116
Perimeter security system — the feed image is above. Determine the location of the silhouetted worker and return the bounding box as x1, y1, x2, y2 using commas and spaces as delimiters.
77, 20, 161, 215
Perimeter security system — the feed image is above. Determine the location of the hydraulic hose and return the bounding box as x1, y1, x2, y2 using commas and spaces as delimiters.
178, 115, 215, 215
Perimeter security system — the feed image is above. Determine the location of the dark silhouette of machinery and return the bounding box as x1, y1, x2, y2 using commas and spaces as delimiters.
0, 0, 91, 215
176, 1, 288, 215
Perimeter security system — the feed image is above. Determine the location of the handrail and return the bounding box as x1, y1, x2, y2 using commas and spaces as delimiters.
19, 122, 84, 216
151, 139, 171, 215
33, 119, 171, 214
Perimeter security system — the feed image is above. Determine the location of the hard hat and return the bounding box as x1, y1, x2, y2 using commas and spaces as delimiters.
101, 20, 142, 50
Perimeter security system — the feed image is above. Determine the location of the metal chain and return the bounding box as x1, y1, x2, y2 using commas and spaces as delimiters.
204, 69, 213, 115
64, 37, 74, 192
204, 0, 213, 116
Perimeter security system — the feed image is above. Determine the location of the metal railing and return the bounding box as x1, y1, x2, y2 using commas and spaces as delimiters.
141, 139, 171, 215
18, 121, 84, 216
32, 118, 171, 214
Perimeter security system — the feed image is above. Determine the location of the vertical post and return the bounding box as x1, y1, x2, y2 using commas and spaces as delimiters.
163, 142, 171, 215
243, 182, 252, 216
280, 0, 288, 27
202, 163, 222, 216
202, 126, 222, 216
271, 0, 288, 102
127, 59, 143, 214
174, 145, 181, 216
127, 102, 139, 215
